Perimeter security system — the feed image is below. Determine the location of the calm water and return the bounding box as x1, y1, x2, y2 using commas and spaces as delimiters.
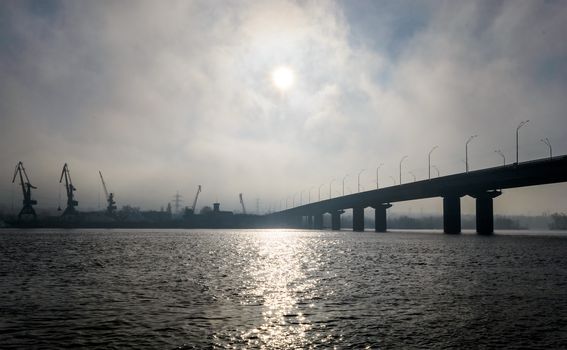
1, 228, 566, 349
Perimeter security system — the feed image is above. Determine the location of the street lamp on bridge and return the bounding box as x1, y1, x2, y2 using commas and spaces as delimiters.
432, 165, 440, 177
465, 135, 478, 172
342, 174, 349, 196
541, 138, 552, 160
389, 176, 396, 185
516, 120, 529, 164
399, 156, 408, 185
358, 169, 365, 192
308, 186, 315, 203
409, 171, 416, 182
495, 150, 506, 166
376, 163, 383, 189
318, 183, 324, 201
428, 146, 438, 179
329, 178, 336, 199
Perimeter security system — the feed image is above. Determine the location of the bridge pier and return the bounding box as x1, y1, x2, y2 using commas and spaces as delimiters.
307, 215, 313, 229
373, 203, 392, 232
286, 215, 302, 228
313, 213, 323, 230
353, 206, 364, 232
443, 195, 461, 234
472, 190, 502, 235
331, 210, 344, 231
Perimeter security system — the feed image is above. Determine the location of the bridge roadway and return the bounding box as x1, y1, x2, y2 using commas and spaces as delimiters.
267, 155, 567, 234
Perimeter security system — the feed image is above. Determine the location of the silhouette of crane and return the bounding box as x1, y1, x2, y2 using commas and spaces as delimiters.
191, 185, 201, 213
239, 193, 246, 214
11, 161, 37, 219
59, 163, 78, 216
99, 171, 117, 215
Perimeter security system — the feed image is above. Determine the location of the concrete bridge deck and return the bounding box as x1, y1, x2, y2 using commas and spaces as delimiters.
268, 155, 567, 234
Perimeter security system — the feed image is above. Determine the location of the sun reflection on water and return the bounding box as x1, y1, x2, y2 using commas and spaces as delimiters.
239, 231, 320, 348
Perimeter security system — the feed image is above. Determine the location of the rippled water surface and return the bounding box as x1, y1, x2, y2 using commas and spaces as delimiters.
1, 229, 566, 349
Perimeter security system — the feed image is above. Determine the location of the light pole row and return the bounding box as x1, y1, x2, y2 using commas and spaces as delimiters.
285, 120, 549, 209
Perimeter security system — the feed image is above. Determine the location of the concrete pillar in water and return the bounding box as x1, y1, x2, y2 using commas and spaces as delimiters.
353, 206, 364, 232
443, 195, 461, 234
373, 203, 392, 232
307, 215, 313, 229
331, 210, 344, 231
472, 190, 502, 235
313, 213, 323, 230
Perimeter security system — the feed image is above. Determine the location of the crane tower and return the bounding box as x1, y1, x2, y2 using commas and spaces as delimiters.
59, 163, 78, 216
11, 161, 37, 219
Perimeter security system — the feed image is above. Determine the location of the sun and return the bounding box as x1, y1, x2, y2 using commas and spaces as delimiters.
272, 66, 295, 91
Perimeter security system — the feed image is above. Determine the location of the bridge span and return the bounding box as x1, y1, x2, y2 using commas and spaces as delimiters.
267, 155, 567, 234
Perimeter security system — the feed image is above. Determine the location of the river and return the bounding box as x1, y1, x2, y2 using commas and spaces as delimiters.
1, 229, 566, 349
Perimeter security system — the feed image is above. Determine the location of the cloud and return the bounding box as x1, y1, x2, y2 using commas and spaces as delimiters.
1, 0, 566, 215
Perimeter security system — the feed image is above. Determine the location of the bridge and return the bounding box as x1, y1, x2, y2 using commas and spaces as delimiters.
267, 155, 567, 234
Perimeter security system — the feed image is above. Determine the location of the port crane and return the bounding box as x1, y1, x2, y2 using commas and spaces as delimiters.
99, 171, 117, 215
11, 161, 37, 219
239, 193, 246, 214
191, 185, 201, 213
59, 163, 78, 216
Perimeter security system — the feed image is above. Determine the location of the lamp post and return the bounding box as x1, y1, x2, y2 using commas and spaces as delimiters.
409, 171, 416, 182
399, 156, 408, 185
286, 196, 290, 209
428, 146, 438, 179
292, 193, 297, 207
541, 138, 552, 160
318, 184, 324, 201
358, 169, 365, 192
465, 135, 478, 172
329, 178, 336, 199
495, 150, 506, 166
300, 190, 304, 206
376, 163, 383, 189
432, 165, 440, 177
342, 174, 349, 196
308, 186, 315, 203
516, 120, 529, 164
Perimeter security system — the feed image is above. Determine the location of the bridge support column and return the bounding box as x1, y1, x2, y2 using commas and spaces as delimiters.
443, 195, 461, 234
307, 215, 313, 229
373, 203, 392, 232
353, 207, 364, 232
313, 214, 323, 230
331, 210, 344, 231
286, 215, 302, 228
472, 190, 502, 235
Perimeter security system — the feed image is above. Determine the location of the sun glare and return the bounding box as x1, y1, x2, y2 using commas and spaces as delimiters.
272, 66, 295, 91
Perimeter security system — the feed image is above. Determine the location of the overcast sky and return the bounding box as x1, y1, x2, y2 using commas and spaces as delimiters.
1, 0, 567, 215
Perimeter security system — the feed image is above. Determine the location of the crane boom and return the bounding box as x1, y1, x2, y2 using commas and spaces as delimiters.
239, 193, 246, 214
99, 171, 109, 199
98, 170, 117, 215
11, 161, 37, 219
192, 185, 202, 211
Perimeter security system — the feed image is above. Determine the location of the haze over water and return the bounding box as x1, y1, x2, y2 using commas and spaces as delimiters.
1, 229, 566, 349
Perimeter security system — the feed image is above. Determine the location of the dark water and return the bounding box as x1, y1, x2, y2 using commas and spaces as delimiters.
1, 229, 566, 349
